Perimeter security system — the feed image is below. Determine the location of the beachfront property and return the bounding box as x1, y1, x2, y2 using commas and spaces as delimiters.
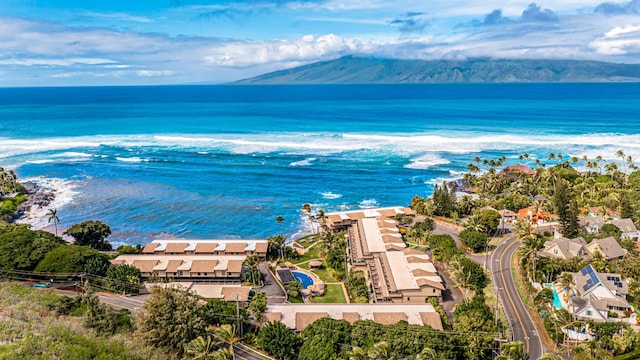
325, 207, 445, 304
140, 239, 268, 257
540, 236, 626, 261
565, 265, 633, 323
264, 304, 443, 332
112, 239, 268, 280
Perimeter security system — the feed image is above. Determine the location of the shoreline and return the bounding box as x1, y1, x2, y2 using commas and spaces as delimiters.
12, 177, 77, 239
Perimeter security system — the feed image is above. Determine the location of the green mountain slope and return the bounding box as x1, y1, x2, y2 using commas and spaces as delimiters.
234, 56, 640, 84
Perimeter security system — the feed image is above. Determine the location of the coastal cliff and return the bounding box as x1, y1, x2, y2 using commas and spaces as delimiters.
234, 56, 640, 84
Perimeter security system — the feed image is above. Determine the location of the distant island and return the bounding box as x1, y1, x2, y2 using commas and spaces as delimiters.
234, 56, 640, 84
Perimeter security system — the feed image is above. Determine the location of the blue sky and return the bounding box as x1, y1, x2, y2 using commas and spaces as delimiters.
1, 0, 640, 86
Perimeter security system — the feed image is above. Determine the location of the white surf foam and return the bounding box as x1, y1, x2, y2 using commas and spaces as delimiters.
116, 156, 147, 163
16, 177, 80, 231
321, 192, 342, 199
290, 157, 317, 167
4, 132, 640, 167
404, 154, 451, 170
359, 199, 380, 208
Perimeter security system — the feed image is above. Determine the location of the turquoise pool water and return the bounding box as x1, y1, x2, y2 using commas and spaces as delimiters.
292, 271, 314, 289
552, 289, 562, 309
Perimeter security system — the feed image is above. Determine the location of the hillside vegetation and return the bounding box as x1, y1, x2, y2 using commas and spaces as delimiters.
235, 56, 640, 84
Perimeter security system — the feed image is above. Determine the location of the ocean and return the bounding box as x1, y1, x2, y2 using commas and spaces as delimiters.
1, 83, 639, 245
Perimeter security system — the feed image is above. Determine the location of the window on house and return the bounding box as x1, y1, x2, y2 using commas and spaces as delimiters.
197, 272, 201, 276
554, 249, 558, 254
221, 271, 226, 276
204, 273, 207, 276
586, 310, 593, 316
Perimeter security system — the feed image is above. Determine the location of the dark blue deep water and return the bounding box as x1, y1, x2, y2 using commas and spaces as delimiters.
1, 84, 639, 244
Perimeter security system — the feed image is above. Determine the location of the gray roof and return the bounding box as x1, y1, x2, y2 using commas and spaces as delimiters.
590, 236, 627, 260
610, 219, 638, 233
579, 216, 606, 230
542, 237, 588, 259
574, 265, 628, 297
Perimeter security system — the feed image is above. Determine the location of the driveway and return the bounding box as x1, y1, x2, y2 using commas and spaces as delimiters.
259, 262, 286, 304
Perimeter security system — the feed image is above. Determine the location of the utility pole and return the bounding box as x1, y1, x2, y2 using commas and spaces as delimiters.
234, 293, 242, 338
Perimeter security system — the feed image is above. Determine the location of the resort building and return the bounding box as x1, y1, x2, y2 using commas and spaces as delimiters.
112, 254, 246, 280
325, 207, 445, 304
140, 239, 268, 258
112, 239, 267, 281
264, 304, 443, 332
148, 282, 251, 302
567, 265, 632, 322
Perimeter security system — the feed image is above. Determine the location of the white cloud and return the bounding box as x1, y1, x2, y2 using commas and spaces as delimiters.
604, 24, 640, 37
136, 70, 175, 77
590, 24, 640, 55
203, 34, 363, 67
0, 57, 116, 66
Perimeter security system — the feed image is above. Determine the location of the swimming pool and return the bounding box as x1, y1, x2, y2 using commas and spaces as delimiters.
292, 271, 314, 289
551, 289, 562, 309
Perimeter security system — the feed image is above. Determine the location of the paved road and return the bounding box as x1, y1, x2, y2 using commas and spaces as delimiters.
490, 236, 544, 360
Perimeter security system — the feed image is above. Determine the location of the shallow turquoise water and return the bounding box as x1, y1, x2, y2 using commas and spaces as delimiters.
292, 271, 314, 289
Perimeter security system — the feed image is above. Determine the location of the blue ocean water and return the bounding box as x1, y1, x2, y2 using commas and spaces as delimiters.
1, 83, 640, 245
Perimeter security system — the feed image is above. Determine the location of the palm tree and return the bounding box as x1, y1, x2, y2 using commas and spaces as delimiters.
557, 272, 574, 302
184, 336, 219, 360
466, 214, 487, 233
276, 215, 285, 236
616, 149, 627, 174
416, 347, 437, 360
367, 341, 391, 360
213, 324, 240, 359
346, 346, 368, 360
517, 232, 541, 282
47, 209, 60, 237
276, 215, 285, 258
500, 341, 528, 360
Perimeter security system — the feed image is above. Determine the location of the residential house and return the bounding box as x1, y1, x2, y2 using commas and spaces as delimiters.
517, 206, 552, 224
498, 209, 517, 223
610, 219, 640, 241
580, 216, 606, 234
586, 236, 627, 261
540, 236, 626, 261
540, 237, 589, 260
568, 265, 632, 322
499, 164, 536, 176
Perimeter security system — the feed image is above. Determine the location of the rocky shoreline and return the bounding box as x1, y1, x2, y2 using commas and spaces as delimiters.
10, 179, 57, 224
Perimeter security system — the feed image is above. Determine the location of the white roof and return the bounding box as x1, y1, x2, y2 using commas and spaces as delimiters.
267, 303, 438, 328
386, 251, 419, 290
362, 218, 386, 253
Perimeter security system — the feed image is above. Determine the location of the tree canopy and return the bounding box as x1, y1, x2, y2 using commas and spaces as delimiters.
0, 223, 64, 271
34, 244, 110, 274
64, 220, 112, 251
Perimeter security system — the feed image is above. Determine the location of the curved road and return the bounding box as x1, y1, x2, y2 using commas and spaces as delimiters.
490, 236, 544, 360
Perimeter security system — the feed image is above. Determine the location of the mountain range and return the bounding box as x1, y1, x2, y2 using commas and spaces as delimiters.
234, 56, 640, 84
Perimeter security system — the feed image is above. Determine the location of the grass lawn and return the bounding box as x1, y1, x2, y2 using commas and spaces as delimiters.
295, 234, 321, 248
293, 246, 321, 265
310, 284, 347, 303
309, 266, 340, 283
